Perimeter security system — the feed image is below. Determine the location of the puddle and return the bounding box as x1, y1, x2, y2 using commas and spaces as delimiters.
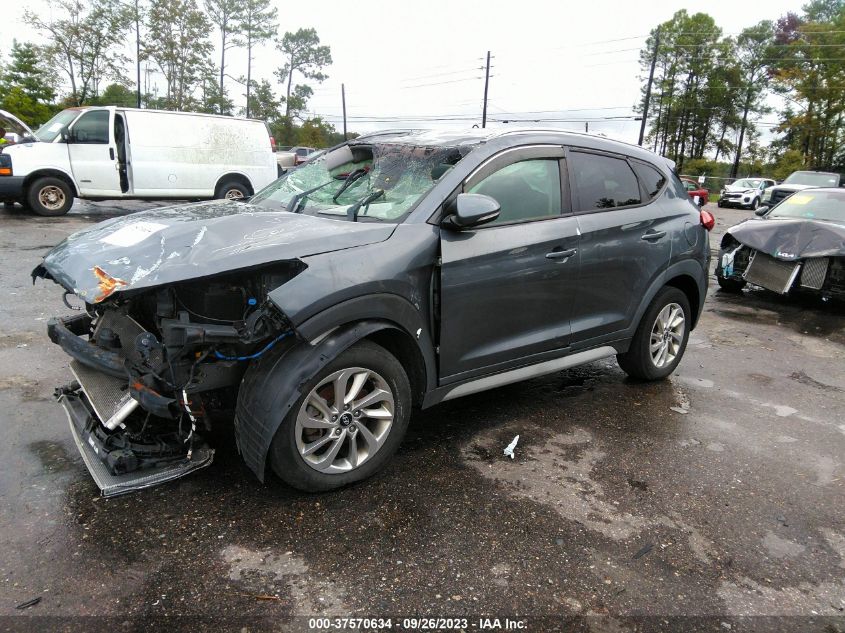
29, 440, 75, 473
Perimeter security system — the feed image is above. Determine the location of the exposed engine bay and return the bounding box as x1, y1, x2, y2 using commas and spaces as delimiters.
45, 263, 301, 496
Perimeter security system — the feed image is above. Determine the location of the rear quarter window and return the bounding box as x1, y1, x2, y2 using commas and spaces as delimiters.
631, 162, 667, 201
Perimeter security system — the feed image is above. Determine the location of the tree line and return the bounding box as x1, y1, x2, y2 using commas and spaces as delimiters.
638, 0, 845, 179
0, 0, 346, 147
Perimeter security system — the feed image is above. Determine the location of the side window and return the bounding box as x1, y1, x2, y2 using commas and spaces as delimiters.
570, 151, 641, 211
631, 161, 667, 201
70, 111, 110, 144
468, 159, 561, 225
685, 181, 697, 191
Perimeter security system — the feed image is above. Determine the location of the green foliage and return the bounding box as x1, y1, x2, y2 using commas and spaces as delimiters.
768, 0, 845, 171
142, 0, 213, 110
236, 0, 278, 118
24, 0, 132, 105
275, 28, 333, 121
243, 79, 282, 122
204, 0, 245, 98
90, 83, 136, 107
771, 149, 807, 180
0, 87, 57, 127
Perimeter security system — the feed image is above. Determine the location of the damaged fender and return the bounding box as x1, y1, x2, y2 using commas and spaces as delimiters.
235, 320, 417, 481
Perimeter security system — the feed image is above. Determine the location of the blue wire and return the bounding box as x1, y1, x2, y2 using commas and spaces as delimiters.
213, 331, 293, 361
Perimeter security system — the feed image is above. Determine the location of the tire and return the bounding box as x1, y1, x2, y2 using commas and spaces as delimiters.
717, 199, 725, 208
750, 197, 759, 211
215, 180, 250, 201
717, 275, 746, 293
269, 340, 412, 492
27, 177, 73, 216
617, 287, 691, 381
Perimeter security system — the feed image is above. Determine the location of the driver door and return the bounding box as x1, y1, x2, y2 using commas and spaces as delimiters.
67, 110, 123, 196
438, 146, 581, 383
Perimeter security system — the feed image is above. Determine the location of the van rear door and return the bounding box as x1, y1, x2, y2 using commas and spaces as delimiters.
67, 109, 123, 196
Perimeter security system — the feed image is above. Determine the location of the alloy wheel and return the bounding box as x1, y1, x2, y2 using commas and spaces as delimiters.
649, 302, 685, 368
294, 367, 395, 474
224, 188, 244, 200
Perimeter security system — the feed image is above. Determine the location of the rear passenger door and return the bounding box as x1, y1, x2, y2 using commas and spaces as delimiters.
567, 149, 672, 344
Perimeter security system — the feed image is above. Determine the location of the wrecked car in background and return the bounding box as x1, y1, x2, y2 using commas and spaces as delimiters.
716, 188, 845, 298
33, 128, 710, 496
718, 177, 776, 210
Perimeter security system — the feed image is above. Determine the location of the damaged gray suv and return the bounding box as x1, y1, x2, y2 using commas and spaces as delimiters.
34, 128, 711, 496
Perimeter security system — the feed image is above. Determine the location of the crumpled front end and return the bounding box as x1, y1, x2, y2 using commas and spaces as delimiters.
716, 219, 845, 298
42, 263, 302, 496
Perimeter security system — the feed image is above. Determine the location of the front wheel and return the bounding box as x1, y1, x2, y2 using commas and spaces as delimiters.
27, 177, 74, 216
750, 197, 760, 211
617, 287, 691, 381
269, 340, 411, 492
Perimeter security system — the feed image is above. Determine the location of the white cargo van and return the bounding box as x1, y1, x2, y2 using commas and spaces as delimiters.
0, 106, 278, 216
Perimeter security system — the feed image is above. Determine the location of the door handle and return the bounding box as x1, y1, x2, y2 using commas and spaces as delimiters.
641, 230, 666, 241
546, 248, 577, 260
109, 147, 115, 160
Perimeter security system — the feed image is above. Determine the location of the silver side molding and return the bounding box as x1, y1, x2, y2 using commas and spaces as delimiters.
441, 346, 617, 401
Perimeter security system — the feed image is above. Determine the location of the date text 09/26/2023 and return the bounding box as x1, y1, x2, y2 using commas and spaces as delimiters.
307, 617, 528, 630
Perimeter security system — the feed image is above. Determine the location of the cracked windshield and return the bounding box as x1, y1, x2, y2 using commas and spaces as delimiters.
251, 143, 459, 221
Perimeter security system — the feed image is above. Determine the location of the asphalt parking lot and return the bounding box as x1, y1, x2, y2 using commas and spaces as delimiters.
0, 199, 843, 632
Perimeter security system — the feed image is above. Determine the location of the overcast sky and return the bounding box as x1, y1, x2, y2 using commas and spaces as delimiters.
4, 0, 803, 144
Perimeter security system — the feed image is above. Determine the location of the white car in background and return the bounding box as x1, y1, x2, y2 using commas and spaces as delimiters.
718, 177, 776, 210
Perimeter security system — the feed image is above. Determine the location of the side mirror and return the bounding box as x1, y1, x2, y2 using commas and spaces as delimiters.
60, 127, 70, 143
755, 206, 769, 216
442, 193, 500, 229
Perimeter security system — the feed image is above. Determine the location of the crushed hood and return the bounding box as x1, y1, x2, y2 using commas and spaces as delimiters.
36, 200, 396, 302
727, 217, 845, 260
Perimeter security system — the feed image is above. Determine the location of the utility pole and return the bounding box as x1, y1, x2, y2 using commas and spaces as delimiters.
135, 0, 141, 108
481, 51, 491, 128
638, 26, 660, 146
342, 83, 348, 141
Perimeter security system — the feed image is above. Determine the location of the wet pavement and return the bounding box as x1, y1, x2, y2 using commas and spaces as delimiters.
0, 200, 844, 632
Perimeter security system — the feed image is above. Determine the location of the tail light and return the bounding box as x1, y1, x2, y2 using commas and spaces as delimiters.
269, 136, 276, 151
700, 209, 715, 231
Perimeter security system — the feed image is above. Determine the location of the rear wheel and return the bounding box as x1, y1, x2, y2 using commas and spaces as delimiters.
27, 177, 73, 216
617, 287, 691, 381
215, 180, 250, 200
269, 340, 411, 492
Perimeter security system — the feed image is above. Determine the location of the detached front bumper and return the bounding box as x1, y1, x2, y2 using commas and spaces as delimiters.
50, 313, 214, 496
58, 388, 213, 497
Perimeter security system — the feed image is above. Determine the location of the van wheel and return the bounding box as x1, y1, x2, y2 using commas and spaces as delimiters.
617, 287, 691, 381
268, 340, 411, 492
216, 181, 250, 200
27, 177, 74, 216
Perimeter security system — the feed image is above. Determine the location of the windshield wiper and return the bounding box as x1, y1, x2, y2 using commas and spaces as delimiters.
347, 189, 385, 222
287, 179, 336, 213
332, 168, 368, 202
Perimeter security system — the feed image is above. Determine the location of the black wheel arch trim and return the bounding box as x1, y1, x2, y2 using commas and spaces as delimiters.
24, 169, 80, 197
235, 319, 421, 482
